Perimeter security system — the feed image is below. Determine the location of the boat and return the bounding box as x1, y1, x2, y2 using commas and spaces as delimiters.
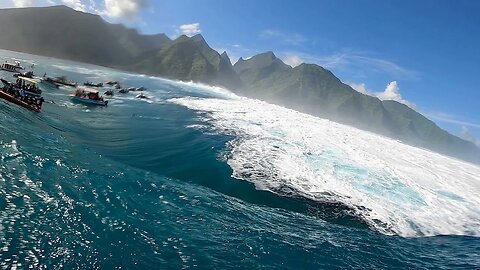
51, 76, 77, 87
13, 71, 34, 78
118, 88, 129, 94
135, 93, 149, 99
1, 61, 24, 72
1, 76, 42, 97
106, 81, 121, 89
71, 88, 108, 106
0, 90, 42, 112
84, 81, 103, 87
104, 90, 114, 96
0, 77, 44, 112
129, 86, 146, 92
40, 77, 60, 88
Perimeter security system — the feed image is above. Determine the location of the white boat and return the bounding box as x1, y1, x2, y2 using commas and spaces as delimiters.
71, 88, 108, 106
1, 61, 24, 72
136, 93, 149, 99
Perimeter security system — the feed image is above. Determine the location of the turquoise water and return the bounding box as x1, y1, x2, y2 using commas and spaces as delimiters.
0, 50, 479, 269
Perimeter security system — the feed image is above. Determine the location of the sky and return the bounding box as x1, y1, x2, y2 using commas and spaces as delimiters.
3, 0, 480, 146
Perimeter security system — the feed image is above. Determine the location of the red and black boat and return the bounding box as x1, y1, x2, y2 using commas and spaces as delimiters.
0, 77, 44, 113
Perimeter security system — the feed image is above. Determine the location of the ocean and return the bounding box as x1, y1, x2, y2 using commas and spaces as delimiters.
0, 50, 479, 269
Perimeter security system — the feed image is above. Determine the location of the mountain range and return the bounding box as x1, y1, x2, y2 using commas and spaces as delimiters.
0, 5, 478, 163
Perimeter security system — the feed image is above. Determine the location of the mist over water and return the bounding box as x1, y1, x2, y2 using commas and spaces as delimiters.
1, 50, 479, 269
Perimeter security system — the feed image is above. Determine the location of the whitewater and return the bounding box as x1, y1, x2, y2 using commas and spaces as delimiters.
171, 94, 480, 237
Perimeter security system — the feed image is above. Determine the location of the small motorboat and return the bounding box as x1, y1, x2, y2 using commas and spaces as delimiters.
135, 93, 149, 99
113, 83, 121, 89
40, 77, 60, 89
135, 86, 146, 91
105, 81, 118, 86
71, 88, 108, 106
51, 76, 77, 87
84, 81, 103, 87
118, 88, 129, 94
1, 61, 24, 73
104, 90, 114, 96
13, 71, 34, 78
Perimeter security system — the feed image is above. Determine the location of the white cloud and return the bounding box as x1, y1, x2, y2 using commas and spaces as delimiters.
348, 81, 415, 108
281, 50, 417, 79
375, 81, 407, 103
283, 54, 303, 67
11, 0, 34, 7
348, 82, 368, 94
179, 23, 201, 36
424, 111, 480, 129
104, 0, 148, 19
62, 0, 86, 11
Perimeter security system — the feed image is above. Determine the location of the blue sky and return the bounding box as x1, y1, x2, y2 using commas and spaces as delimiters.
4, 0, 480, 145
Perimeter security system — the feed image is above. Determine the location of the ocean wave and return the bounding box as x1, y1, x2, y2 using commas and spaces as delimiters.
169, 96, 480, 237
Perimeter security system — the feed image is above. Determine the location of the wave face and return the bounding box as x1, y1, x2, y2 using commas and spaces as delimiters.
171, 96, 480, 237
1, 50, 480, 269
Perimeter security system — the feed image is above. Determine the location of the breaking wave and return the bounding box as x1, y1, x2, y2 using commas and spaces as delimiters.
170, 96, 480, 237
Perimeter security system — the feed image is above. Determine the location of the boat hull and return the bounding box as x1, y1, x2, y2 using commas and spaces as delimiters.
40, 78, 60, 88
56, 81, 77, 87
71, 96, 108, 106
84, 83, 103, 87
0, 90, 41, 112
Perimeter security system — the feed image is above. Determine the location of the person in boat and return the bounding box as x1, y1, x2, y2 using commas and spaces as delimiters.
7, 84, 15, 95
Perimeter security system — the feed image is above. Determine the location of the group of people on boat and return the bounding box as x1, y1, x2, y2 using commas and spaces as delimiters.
4, 83, 44, 107
15, 77, 42, 94
70, 88, 108, 106
73, 88, 104, 101
0, 76, 44, 112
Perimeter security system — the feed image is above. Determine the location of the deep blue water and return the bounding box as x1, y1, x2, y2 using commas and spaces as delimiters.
0, 50, 479, 269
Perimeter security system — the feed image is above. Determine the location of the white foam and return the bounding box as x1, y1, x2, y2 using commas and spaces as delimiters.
170, 96, 480, 237
139, 75, 241, 100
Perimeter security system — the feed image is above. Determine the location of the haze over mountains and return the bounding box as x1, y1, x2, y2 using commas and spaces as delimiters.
0, 5, 478, 163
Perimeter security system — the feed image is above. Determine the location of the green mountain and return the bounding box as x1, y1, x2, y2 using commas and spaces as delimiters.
128, 34, 242, 88
233, 53, 480, 162
220, 51, 232, 66
381, 100, 477, 159
0, 5, 171, 66
234, 54, 387, 132
0, 5, 477, 163
234, 51, 292, 86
